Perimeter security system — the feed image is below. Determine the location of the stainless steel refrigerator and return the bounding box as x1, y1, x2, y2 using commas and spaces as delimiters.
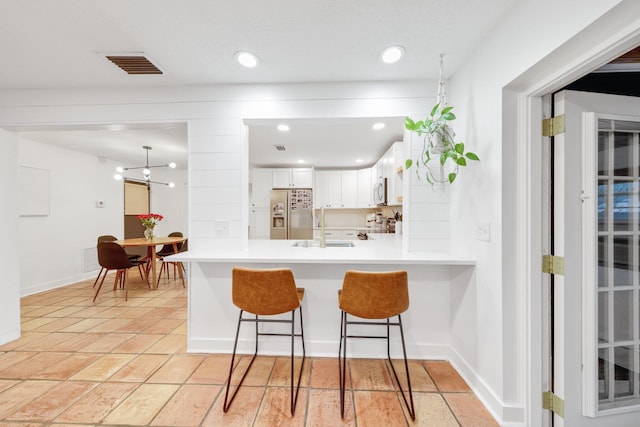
270, 188, 313, 239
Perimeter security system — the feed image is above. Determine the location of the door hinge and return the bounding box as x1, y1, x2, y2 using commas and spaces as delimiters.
542, 254, 565, 275
542, 115, 565, 137
542, 391, 565, 418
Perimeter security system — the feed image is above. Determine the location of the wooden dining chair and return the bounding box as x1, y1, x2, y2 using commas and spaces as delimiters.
93, 235, 145, 288
93, 241, 149, 302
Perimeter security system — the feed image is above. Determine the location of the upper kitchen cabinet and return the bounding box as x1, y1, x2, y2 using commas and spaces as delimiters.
250, 168, 273, 208
314, 170, 357, 208
357, 167, 374, 208
272, 168, 313, 188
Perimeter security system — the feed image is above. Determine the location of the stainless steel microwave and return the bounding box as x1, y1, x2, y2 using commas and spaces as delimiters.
373, 177, 387, 206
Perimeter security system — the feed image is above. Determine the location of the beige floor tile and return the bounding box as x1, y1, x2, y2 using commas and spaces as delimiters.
143, 318, 185, 334
352, 390, 407, 427
102, 383, 179, 425
306, 388, 355, 427
31, 353, 101, 380
147, 354, 205, 383
0, 379, 20, 393
44, 305, 91, 318
0, 380, 59, 418
389, 359, 438, 392
202, 385, 262, 426
253, 387, 308, 427
349, 359, 394, 390
144, 334, 186, 353
444, 393, 499, 427
109, 354, 170, 382
32, 317, 84, 333
406, 393, 458, 426
150, 384, 219, 426
46, 333, 100, 352
0, 332, 48, 351
0, 352, 72, 379
70, 353, 136, 381
21, 317, 58, 331
60, 318, 109, 333
54, 382, 137, 424
77, 333, 136, 353
169, 320, 188, 334
424, 361, 471, 392
86, 317, 138, 333
110, 333, 163, 353
187, 354, 233, 384
310, 357, 348, 389
229, 356, 276, 386
6, 381, 97, 421
268, 356, 310, 387
0, 351, 38, 371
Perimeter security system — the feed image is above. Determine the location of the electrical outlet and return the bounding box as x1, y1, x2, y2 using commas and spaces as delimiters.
215, 220, 230, 236
477, 223, 491, 242
95, 200, 105, 208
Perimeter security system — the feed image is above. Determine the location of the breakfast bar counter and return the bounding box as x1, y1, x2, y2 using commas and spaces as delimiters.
167, 239, 475, 359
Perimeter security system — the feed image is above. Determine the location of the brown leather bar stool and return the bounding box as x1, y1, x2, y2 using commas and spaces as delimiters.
223, 267, 306, 415
338, 270, 415, 420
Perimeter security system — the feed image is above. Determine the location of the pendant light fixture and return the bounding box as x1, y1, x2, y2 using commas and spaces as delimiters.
113, 145, 176, 187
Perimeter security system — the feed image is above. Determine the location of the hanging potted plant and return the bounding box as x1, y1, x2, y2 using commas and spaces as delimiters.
405, 54, 479, 185
405, 102, 479, 184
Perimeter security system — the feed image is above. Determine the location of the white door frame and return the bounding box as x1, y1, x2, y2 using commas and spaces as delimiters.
507, 13, 640, 427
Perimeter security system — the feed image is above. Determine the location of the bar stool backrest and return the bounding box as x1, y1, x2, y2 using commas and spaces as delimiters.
339, 270, 409, 319
232, 267, 300, 315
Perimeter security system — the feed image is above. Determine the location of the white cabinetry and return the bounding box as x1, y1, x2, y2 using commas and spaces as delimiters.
357, 168, 374, 208
378, 141, 403, 206
313, 228, 358, 240
250, 168, 272, 239
272, 168, 313, 188
250, 168, 273, 208
314, 170, 357, 208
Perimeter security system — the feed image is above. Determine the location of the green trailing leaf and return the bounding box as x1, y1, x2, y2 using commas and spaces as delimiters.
455, 142, 464, 154
405, 159, 413, 169
448, 173, 457, 183
441, 106, 454, 115
405, 117, 417, 131
430, 103, 440, 117
442, 112, 456, 121
440, 152, 448, 166
465, 152, 480, 161
456, 157, 467, 166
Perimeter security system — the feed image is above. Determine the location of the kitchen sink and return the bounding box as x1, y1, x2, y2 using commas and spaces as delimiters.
291, 240, 355, 248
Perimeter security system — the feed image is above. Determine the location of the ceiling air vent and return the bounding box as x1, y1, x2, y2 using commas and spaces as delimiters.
105, 55, 163, 75
274, 145, 287, 151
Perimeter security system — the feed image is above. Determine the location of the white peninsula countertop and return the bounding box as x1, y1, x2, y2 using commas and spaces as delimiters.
170, 237, 476, 359
167, 238, 475, 266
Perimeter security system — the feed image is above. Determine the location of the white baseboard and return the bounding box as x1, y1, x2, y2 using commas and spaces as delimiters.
448, 347, 525, 427
21, 271, 99, 297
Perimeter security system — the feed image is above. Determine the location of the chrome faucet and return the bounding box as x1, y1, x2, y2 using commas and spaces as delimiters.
320, 206, 326, 248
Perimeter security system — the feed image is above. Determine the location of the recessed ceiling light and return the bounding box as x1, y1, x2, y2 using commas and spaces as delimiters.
372, 122, 386, 130
277, 124, 290, 132
235, 51, 259, 68
297, 159, 305, 164
356, 159, 364, 163
379, 46, 405, 64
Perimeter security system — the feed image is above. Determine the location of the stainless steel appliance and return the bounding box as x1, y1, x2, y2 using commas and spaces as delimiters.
270, 188, 313, 239
373, 177, 387, 206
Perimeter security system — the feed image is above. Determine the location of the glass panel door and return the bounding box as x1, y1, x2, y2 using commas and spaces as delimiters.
597, 118, 640, 411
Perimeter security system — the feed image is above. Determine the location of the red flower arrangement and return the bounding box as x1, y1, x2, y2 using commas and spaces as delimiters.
137, 213, 164, 228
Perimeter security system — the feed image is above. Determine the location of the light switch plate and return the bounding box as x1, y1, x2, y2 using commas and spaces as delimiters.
215, 220, 230, 236
477, 223, 491, 242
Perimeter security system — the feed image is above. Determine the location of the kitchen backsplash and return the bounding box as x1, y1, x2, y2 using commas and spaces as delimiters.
313, 207, 402, 228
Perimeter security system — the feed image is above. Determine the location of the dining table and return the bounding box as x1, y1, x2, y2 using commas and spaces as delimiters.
114, 236, 186, 290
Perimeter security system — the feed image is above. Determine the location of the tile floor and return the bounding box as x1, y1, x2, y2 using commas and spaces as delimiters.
0, 269, 499, 426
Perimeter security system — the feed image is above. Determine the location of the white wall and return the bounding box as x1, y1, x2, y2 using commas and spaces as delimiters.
18, 137, 188, 296
0, 128, 20, 344
445, 0, 629, 424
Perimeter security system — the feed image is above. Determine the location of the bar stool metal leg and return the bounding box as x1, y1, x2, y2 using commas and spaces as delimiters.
386, 314, 415, 420
223, 310, 258, 413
